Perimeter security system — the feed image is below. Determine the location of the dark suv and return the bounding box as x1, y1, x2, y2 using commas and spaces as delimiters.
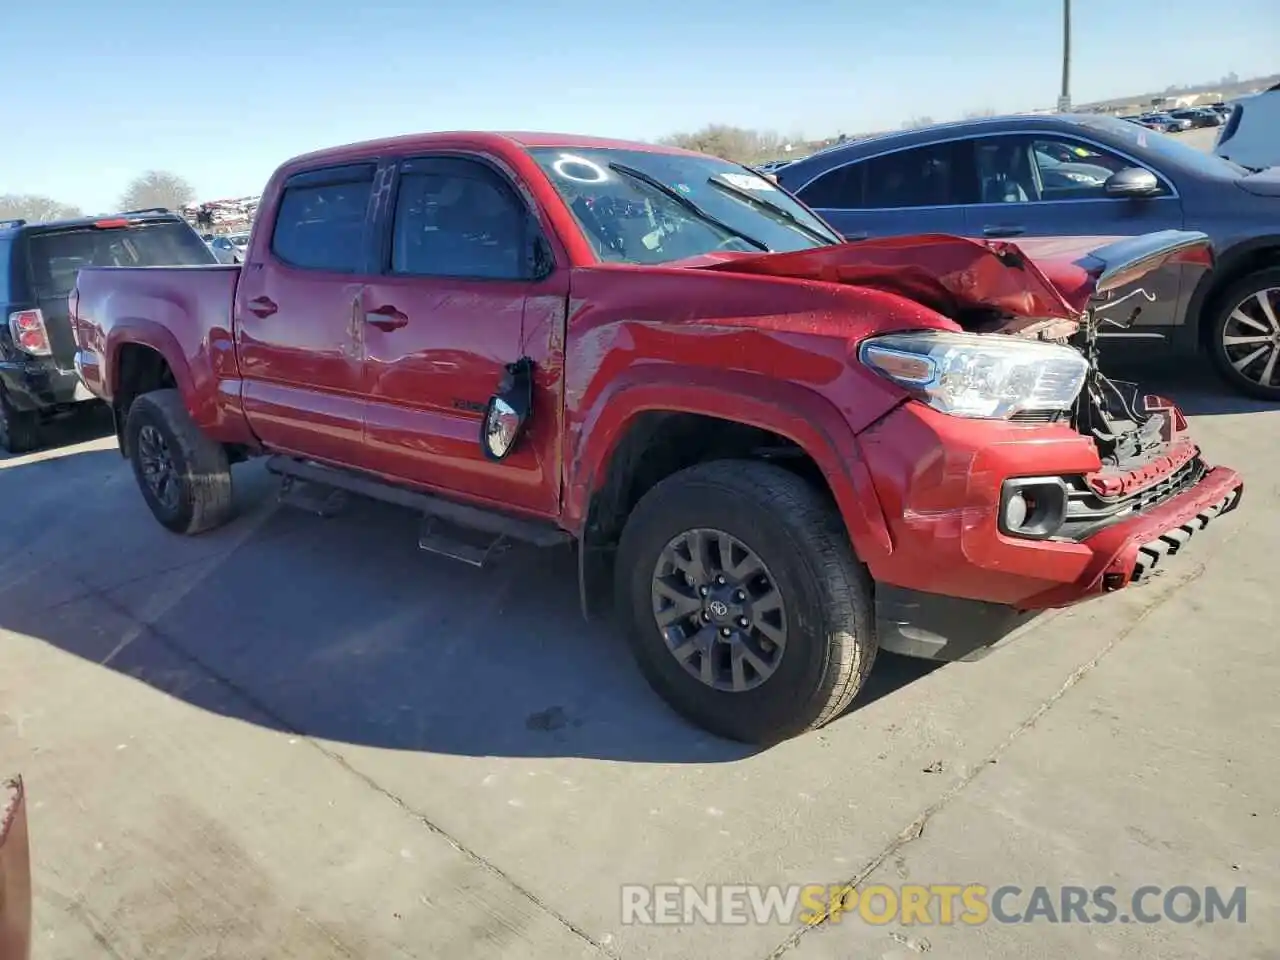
0, 209, 216, 452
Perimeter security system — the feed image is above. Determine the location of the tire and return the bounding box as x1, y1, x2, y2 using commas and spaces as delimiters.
1206, 267, 1280, 401
0, 388, 41, 454
614, 460, 876, 744
124, 389, 234, 535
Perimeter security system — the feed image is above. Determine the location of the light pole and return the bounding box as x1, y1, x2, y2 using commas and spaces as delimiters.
1058, 0, 1072, 112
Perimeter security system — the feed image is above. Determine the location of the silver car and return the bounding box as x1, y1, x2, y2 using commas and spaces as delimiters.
208, 233, 250, 264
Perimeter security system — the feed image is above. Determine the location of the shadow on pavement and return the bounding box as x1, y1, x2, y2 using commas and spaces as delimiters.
0, 460, 939, 765
1106, 358, 1278, 417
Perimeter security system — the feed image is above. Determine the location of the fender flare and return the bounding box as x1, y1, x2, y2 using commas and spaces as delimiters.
104, 320, 201, 418
567, 363, 896, 566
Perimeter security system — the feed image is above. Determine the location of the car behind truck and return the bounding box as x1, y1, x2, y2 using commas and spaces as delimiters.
1, 210, 216, 452
69, 132, 1243, 743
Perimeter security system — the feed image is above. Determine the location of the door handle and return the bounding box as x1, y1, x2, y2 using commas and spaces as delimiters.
247, 295, 278, 318
982, 225, 1026, 238
365, 304, 409, 332
843, 231, 870, 242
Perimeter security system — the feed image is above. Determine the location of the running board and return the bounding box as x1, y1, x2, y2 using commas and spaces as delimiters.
264, 455, 571, 549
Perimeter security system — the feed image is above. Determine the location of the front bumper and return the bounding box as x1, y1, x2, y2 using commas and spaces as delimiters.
857, 400, 1244, 632
0, 359, 95, 412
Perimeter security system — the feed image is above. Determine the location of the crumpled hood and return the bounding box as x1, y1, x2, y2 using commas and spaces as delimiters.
688, 230, 1213, 324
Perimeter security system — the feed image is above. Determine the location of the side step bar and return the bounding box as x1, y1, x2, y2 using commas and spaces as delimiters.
265, 456, 571, 565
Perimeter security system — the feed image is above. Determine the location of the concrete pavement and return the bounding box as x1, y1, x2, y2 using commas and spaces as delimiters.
0, 365, 1276, 959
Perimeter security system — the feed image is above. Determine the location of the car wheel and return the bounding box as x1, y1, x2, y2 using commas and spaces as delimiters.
1207, 267, 1280, 401
125, 389, 234, 534
614, 460, 876, 744
0, 388, 40, 454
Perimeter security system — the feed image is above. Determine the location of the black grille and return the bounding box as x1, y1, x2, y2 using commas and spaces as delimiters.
1060, 455, 1207, 540
1010, 409, 1066, 424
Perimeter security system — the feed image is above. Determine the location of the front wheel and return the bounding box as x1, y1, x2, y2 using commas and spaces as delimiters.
125, 389, 234, 534
1206, 268, 1280, 401
614, 460, 877, 744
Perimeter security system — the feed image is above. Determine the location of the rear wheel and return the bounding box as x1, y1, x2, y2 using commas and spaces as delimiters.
125, 389, 234, 534
614, 460, 876, 744
1207, 268, 1280, 401
0, 388, 41, 454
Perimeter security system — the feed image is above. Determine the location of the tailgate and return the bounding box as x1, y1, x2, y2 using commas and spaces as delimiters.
25, 218, 216, 367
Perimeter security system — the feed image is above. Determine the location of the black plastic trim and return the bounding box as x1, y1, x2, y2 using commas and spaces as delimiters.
875, 583, 1040, 662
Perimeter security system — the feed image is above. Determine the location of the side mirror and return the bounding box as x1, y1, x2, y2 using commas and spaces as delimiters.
481, 357, 534, 461
1104, 167, 1162, 198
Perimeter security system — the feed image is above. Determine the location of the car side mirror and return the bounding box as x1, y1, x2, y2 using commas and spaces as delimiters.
1104, 167, 1162, 198
481, 357, 534, 461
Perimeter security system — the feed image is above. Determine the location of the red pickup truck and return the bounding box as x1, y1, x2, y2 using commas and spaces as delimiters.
69, 132, 1243, 743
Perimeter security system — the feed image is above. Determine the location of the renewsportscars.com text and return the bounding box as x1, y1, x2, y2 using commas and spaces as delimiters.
620, 883, 1248, 926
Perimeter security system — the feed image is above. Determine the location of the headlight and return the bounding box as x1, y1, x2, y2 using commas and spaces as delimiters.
858, 330, 1089, 419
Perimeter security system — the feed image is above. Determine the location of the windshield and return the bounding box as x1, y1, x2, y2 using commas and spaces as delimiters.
1073, 115, 1249, 176
27, 221, 217, 296
529, 147, 842, 264
230, 234, 249, 246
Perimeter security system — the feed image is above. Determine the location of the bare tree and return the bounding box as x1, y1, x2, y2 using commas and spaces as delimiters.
900, 116, 936, 130
963, 108, 999, 119
658, 125, 785, 165
0, 194, 82, 223
118, 171, 196, 213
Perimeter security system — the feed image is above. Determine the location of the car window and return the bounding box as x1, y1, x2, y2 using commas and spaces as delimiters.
795, 163, 864, 209
862, 144, 958, 208
271, 172, 372, 273
390, 164, 527, 280
973, 136, 1139, 203
27, 221, 216, 296
530, 147, 841, 264
1028, 137, 1133, 199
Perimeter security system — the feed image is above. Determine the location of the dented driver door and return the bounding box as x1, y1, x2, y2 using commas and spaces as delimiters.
358, 155, 567, 518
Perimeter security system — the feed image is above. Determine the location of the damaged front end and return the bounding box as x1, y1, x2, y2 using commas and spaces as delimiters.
699, 228, 1215, 469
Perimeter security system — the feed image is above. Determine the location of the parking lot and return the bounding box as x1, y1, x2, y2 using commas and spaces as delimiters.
2, 358, 1277, 960
4, 123, 1279, 960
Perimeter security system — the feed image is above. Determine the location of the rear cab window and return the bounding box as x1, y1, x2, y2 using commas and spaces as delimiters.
26, 220, 215, 298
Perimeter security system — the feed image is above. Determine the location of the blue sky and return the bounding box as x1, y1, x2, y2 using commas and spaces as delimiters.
2, 0, 1275, 211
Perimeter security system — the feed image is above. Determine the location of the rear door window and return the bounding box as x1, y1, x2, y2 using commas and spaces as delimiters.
795, 163, 865, 210
26, 221, 216, 297
862, 144, 965, 208
270, 165, 375, 273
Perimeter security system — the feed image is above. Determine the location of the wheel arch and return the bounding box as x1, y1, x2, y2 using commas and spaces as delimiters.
1186, 235, 1280, 351
568, 368, 896, 569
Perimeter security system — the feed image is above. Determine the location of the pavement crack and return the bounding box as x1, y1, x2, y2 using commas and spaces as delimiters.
316, 749, 620, 960
764, 534, 1229, 960
82, 574, 617, 960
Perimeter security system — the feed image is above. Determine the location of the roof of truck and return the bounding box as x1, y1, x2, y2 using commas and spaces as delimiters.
283, 130, 705, 169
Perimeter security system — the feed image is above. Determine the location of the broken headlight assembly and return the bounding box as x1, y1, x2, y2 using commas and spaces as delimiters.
857, 330, 1089, 420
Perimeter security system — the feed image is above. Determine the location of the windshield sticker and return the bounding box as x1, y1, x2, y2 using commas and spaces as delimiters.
552, 154, 609, 184
717, 172, 777, 192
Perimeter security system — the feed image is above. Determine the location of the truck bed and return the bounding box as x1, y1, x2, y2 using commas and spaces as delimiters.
71, 264, 241, 404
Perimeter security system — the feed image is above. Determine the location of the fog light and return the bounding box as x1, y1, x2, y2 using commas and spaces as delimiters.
1004, 492, 1029, 531
999, 477, 1069, 539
